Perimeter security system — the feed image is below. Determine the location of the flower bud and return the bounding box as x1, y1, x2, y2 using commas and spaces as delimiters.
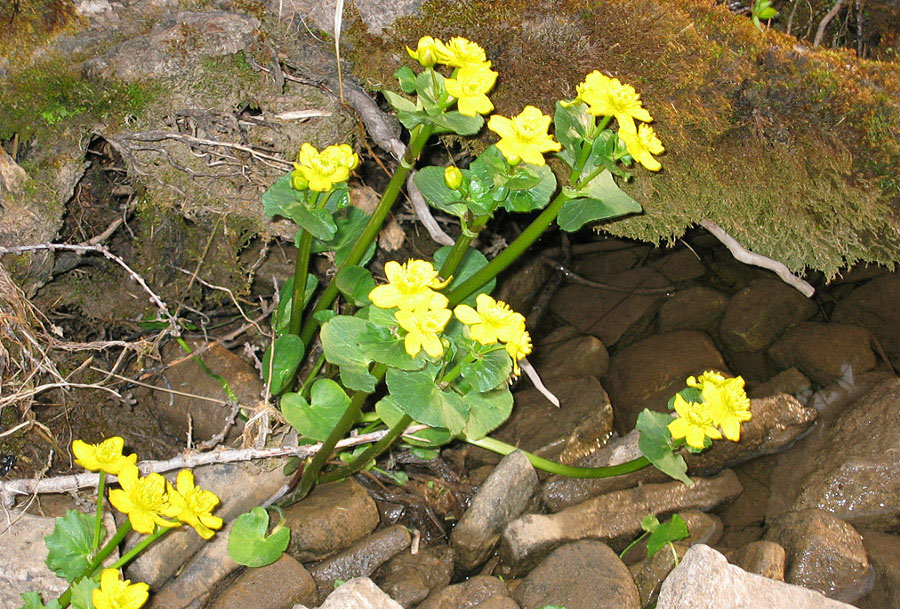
291, 167, 309, 191
444, 166, 464, 190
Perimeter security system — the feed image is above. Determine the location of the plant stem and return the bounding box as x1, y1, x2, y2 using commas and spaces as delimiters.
466, 435, 650, 478
619, 530, 650, 559
299, 124, 436, 346
58, 519, 133, 608
438, 212, 489, 279
317, 414, 413, 484
108, 525, 169, 572
288, 229, 314, 336
93, 471, 106, 550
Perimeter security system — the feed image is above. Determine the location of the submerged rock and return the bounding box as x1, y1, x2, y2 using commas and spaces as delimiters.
718, 279, 817, 353
767, 322, 876, 386
857, 529, 900, 609
294, 576, 403, 609
726, 540, 787, 581
629, 542, 689, 607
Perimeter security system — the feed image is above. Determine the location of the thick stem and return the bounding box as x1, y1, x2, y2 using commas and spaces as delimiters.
288, 228, 314, 336
299, 124, 436, 346
58, 519, 133, 608
317, 414, 414, 484
439, 232, 474, 279
108, 525, 169, 572
467, 435, 650, 478
93, 471, 106, 550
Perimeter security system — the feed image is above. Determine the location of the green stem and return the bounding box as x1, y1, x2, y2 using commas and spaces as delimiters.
619, 529, 650, 559
288, 228, 315, 337
58, 520, 133, 608
299, 124, 436, 346
466, 435, 650, 478
438, 212, 490, 279
286, 363, 389, 503
318, 414, 413, 484
299, 351, 326, 399
93, 471, 106, 550
107, 525, 169, 572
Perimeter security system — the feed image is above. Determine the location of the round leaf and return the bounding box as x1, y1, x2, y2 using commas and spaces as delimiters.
228, 507, 290, 567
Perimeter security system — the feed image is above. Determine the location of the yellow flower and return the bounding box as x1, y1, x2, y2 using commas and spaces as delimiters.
293, 143, 359, 193
454, 293, 525, 345
165, 470, 223, 540
618, 124, 665, 171
72, 437, 137, 476
444, 166, 464, 190
686, 370, 727, 389
667, 394, 722, 450
369, 259, 451, 312
571, 71, 653, 134
395, 306, 452, 358
504, 329, 532, 376
703, 377, 752, 442
109, 464, 180, 535
445, 64, 497, 116
438, 36, 488, 69
92, 569, 149, 609
407, 36, 444, 67
487, 106, 561, 166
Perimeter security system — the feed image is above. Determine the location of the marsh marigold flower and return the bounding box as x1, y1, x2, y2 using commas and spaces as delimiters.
407, 36, 444, 67
439, 36, 488, 69
668, 394, 722, 450
395, 306, 452, 358
504, 329, 532, 375
109, 464, 180, 535
292, 143, 359, 193
92, 569, 149, 609
570, 71, 653, 134
445, 64, 497, 116
454, 294, 525, 346
488, 106, 561, 166
689, 373, 752, 442
166, 470, 223, 540
369, 259, 450, 312
618, 124, 665, 171
72, 437, 137, 476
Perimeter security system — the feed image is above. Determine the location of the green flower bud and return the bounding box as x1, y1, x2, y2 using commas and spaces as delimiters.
291, 167, 309, 191
444, 166, 464, 190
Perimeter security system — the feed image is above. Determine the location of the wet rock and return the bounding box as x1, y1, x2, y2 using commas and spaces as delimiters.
489, 376, 614, 466
656, 544, 859, 609
450, 451, 541, 570
857, 529, 900, 609
749, 367, 811, 398
84, 11, 260, 81
418, 575, 512, 609
727, 540, 786, 580
207, 555, 318, 609
310, 525, 411, 599
531, 333, 609, 379
543, 393, 815, 511
374, 545, 456, 608
718, 279, 817, 352
128, 460, 289, 588
764, 508, 871, 602
649, 248, 707, 283
717, 460, 773, 548
284, 478, 380, 562
629, 542, 689, 607
768, 322, 876, 386
832, 274, 900, 367
514, 540, 640, 609
493, 256, 554, 317
295, 577, 403, 609
500, 470, 743, 576
621, 510, 722, 565
656, 286, 729, 334
603, 330, 728, 434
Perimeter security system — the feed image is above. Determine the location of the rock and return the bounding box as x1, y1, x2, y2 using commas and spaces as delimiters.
543, 393, 816, 511
0, 512, 118, 608
0, 147, 28, 194
629, 542, 689, 607
768, 322, 876, 386
656, 286, 729, 334
649, 248, 707, 283
513, 540, 641, 609
718, 279, 817, 352
656, 544, 859, 609
603, 330, 728, 434
857, 529, 900, 609
717, 460, 773, 548
749, 367, 811, 398
207, 555, 318, 609
764, 508, 871, 603
418, 575, 512, 609
283, 478, 380, 562
450, 451, 541, 570
84, 11, 260, 81
374, 545, 456, 608
621, 510, 722, 565
833, 274, 900, 368
490, 376, 614, 466
500, 470, 743, 576
301, 577, 403, 609
727, 540, 786, 581
311, 525, 411, 599
275, 0, 426, 34
531, 333, 609, 379
493, 256, 554, 317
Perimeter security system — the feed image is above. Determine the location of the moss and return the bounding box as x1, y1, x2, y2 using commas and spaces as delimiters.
0, 0, 81, 59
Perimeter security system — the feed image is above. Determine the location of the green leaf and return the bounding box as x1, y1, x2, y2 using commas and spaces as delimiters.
462, 386, 514, 440
264, 174, 338, 240
261, 173, 301, 218
320, 316, 377, 391
289, 206, 338, 242
427, 111, 484, 136
311, 206, 376, 267
415, 69, 446, 114
501, 164, 557, 213
636, 409, 693, 486
646, 514, 690, 558
410, 447, 440, 460
554, 100, 593, 150
70, 577, 99, 609
413, 166, 468, 219
460, 347, 512, 392
313, 309, 337, 324
281, 379, 350, 441
386, 367, 470, 435
359, 323, 426, 371
335, 266, 376, 307
338, 363, 378, 393
228, 507, 290, 567
375, 396, 454, 447
364, 305, 398, 327
44, 510, 98, 581
393, 66, 417, 94
558, 170, 642, 232
274, 274, 319, 337
18, 592, 62, 609
666, 386, 703, 410
383, 90, 418, 114
432, 246, 495, 307
262, 334, 305, 396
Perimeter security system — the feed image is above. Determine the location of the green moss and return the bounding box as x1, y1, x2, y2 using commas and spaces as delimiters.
0, 0, 80, 58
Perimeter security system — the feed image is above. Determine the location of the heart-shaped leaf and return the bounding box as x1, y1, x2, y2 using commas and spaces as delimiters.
281, 379, 350, 441
228, 507, 290, 567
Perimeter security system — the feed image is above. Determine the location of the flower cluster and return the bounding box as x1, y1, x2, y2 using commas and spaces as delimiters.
566, 71, 664, 171
408, 36, 498, 117
454, 293, 532, 374
487, 105, 561, 167
291, 143, 359, 193
667, 371, 752, 450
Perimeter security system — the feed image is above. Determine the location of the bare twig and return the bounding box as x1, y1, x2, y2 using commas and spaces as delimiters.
814, 0, 846, 47
407, 173, 455, 245
119, 131, 294, 169
0, 381, 121, 409
699, 220, 815, 297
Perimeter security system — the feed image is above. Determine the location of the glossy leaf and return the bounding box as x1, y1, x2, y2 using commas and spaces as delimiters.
394, 66, 417, 93
228, 507, 290, 568
645, 513, 690, 558
69, 578, 99, 609
18, 592, 62, 609
666, 386, 703, 410
413, 166, 468, 219
460, 347, 512, 392
359, 323, 426, 371
281, 379, 350, 441
554, 101, 592, 151
636, 409, 692, 486
320, 316, 377, 391
311, 206, 375, 267
375, 396, 454, 448
263, 173, 337, 240
383, 90, 418, 114
44, 510, 98, 581
262, 334, 305, 396
335, 266, 375, 307
557, 170, 642, 232
462, 386, 514, 440
386, 367, 469, 435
